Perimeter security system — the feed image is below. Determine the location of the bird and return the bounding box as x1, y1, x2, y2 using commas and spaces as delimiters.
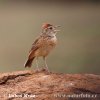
24, 23, 60, 71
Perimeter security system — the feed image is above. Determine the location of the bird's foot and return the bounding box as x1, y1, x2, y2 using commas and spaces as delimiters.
35, 68, 40, 72
42, 67, 50, 74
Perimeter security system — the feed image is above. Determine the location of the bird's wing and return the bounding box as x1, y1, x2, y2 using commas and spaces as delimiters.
28, 36, 43, 59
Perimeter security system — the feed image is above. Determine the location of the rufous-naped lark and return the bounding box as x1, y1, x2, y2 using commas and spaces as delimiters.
24, 23, 60, 71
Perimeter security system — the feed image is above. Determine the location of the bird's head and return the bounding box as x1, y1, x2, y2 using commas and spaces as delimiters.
42, 23, 60, 36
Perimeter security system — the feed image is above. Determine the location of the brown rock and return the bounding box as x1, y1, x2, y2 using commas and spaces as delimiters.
0, 69, 100, 100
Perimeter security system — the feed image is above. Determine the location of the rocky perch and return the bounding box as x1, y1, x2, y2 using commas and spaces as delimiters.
0, 69, 100, 100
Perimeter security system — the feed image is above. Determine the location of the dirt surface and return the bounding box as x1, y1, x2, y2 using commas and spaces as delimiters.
0, 69, 100, 100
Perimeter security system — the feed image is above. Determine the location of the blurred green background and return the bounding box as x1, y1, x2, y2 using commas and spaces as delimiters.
0, 1, 100, 73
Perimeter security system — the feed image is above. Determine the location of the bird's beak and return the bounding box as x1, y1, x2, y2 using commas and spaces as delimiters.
54, 25, 61, 28
54, 25, 60, 32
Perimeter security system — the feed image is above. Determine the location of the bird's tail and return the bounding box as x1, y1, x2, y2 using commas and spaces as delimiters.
24, 57, 35, 68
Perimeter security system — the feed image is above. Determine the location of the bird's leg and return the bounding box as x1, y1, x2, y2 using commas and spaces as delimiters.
43, 57, 49, 72
36, 57, 39, 71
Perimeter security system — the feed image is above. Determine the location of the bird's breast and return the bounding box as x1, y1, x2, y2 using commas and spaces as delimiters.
35, 36, 57, 57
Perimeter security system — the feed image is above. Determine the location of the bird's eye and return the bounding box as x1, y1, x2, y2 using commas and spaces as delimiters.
49, 27, 53, 29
